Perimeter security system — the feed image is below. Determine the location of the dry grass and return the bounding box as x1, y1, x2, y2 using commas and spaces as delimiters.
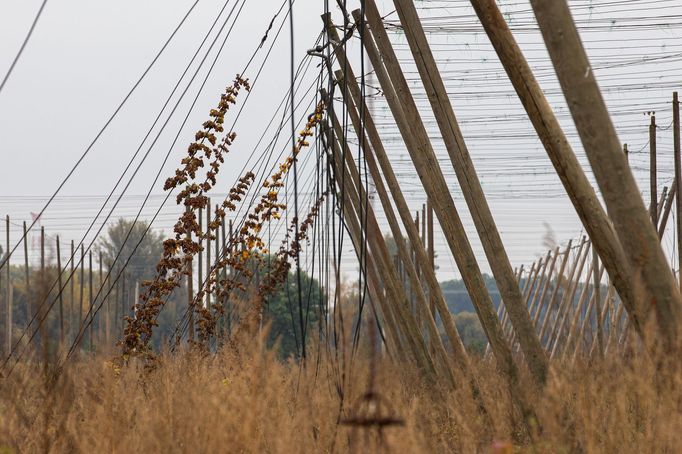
2, 335, 682, 453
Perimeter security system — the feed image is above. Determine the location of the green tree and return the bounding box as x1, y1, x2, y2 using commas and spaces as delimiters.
97, 218, 184, 348
258, 260, 324, 359
454, 311, 487, 355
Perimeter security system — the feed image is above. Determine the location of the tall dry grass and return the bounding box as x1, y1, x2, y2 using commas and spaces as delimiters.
2, 332, 682, 453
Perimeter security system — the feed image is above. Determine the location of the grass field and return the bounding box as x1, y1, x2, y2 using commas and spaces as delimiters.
2, 332, 680, 453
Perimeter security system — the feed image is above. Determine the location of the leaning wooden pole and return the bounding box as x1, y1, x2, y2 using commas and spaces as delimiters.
350, 8, 522, 391
530, 0, 682, 348
327, 107, 454, 385
322, 17, 471, 372
469, 0, 644, 342
331, 78, 470, 385
325, 121, 437, 377
391, 0, 548, 385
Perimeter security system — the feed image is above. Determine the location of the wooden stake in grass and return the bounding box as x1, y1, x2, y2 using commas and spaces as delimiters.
530, 0, 682, 349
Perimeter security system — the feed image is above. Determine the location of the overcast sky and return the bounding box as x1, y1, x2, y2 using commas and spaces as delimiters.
2, 0, 682, 283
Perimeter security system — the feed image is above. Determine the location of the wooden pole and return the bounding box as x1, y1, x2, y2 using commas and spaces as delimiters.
349, 8, 521, 389
549, 241, 591, 358
327, 89, 458, 385
70, 240, 74, 341
469, 0, 644, 342
389, 0, 548, 385
22, 222, 30, 342
593, 244, 604, 358
325, 124, 434, 374
98, 251, 103, 346
673, 92, 682, 285
530, 0, 682, 348
328, 44, 471, 373
88, 250, 93, 351
528, 251, 552, 323
531, 247, 561, 327
187, 206, 194, 343
56, 236, 64, 347
650, 114, 658, 224
539, 239, 580, 345
206, 200, 211, 310
79, 244, 84, 348
198, 206, 203, 311
5, 216, 11, 356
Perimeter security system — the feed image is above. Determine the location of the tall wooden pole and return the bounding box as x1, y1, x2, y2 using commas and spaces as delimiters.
389, 0, 548, 385
56, 236, 64, 347
98, 251, 103, 345
593, 245, 604, 358
187, 205, 194, 343
206, 200, 211, 311
539, 239, 580, 345
22, 222, 29, 335
531, 246, 561, 327
348, 9, 522, 390
5, 216, 11, 356
650, 114, 658, 224
198, 206, 203, 311
70, 240, 74, 341
88, 251, 93, 351
469, 0, 643, 342
530, 0, 682, 348
674, 92, 682, 287
549, 242, 591, 358
79, 244, 84, 348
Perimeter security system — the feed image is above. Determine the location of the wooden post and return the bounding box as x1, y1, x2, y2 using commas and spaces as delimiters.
88, 250, 93, 351
22, 222, 29, 336
98, 251, 103, 345
206, 200, 211, 311
593, 245, 604, 357
469, 0, 644, 343
530, 0, 682, 348
79, 244, 84, 348
325, 125, 434, 374
549, 241, 591, 358
187, 207, 195, 343
673, 92, 682, 285
389, 0, 548, 385
198, 206, 203, 311
348, 8, 522, 390
328, 50, 472, 374
70, 240, 74, 341
528, 251, 552, 323
539, 239, 579, 345
427, 200, 435, 320
56, 236, 64, 347
650, 114, 658, 224
531, 247, 561, 327
326, 108, 440, 380
5, 216, 11, 356
327, 91, 458, 386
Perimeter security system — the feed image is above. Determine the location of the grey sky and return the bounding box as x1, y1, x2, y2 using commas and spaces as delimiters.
1, 0, 681, 282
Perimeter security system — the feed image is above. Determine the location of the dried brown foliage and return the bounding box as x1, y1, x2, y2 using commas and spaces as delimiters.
4, 338, 682, 452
